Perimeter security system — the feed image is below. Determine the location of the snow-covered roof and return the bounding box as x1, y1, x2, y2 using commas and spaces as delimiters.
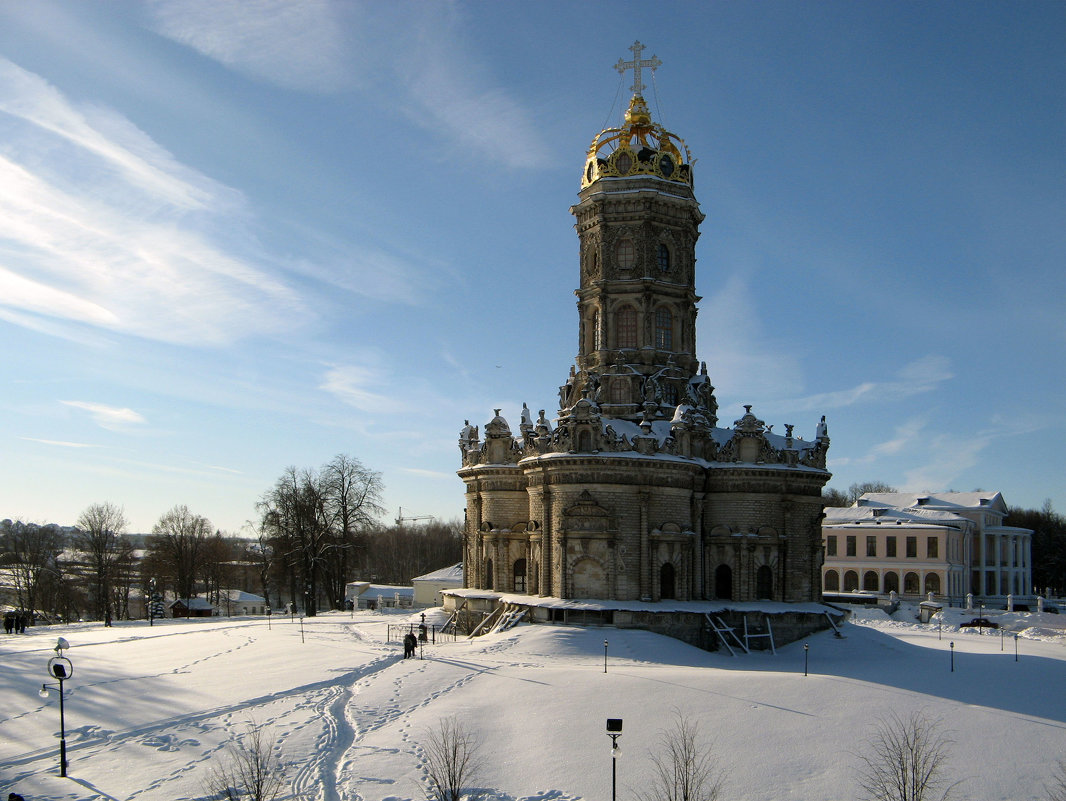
412, 563, 463, 583
857, 491, 1006, 512
221, 589, 266, 603
823, 505, 971, 529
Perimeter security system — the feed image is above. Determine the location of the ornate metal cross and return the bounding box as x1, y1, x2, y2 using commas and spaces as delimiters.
614, 41, 662, 95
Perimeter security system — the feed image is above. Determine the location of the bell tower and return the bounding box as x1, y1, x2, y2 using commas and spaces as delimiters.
565, 42, 706, 421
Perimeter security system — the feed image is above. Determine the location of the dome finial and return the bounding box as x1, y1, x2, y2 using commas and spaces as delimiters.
614, 41, 661, 97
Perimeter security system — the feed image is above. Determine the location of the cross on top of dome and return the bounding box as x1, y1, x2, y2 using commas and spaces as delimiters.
614, 41, 662, 96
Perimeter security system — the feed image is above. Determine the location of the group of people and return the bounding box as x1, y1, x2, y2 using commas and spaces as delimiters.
3, 611, 27, 634
402, 619, 430, 658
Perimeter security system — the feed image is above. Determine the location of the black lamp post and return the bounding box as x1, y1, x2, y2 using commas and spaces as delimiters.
40, 638, 73, 777
606, 718, 622, 801
604, 639, 609, 674
803, 643, 809, 677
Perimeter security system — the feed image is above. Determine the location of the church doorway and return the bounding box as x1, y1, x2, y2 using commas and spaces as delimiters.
755, 565, 773, 600
571, 557, 607, 598
659, 563, 676, 600
714, 564, 733, 600
513, 558, 527, 593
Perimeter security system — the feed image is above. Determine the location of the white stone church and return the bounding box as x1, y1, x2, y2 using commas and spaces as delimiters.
456, 44, 832, 614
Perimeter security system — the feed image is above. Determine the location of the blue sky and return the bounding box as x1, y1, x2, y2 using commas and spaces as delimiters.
1, 1, 1062, 535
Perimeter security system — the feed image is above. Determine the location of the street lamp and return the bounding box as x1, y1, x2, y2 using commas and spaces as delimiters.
606, 718, 622, 801
39, 638, 73, 777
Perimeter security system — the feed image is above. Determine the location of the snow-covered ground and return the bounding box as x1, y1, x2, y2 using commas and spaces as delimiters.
2, 603, 1064, 800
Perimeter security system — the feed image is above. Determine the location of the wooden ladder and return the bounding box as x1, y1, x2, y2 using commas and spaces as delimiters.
743, 615, 776, 655
706, 614, 748, 656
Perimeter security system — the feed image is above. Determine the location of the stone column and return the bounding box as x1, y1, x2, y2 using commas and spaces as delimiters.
639, 491, 651, 600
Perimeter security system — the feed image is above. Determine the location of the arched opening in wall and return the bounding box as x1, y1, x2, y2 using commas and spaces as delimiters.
657, 242, 670, 272
609, 378, 629, 406
924, 573, 941, 596
513, 558, 527, 594
659, 562, 676, 600
884, 571, 899, 594
863, 571, 879, 592
576, 429, 592, 452
615, 306, 637, 349
662, 382, 678, 406
824, 569, 839, 592
755, 565, 773, 600
904, 572, 920, 595
714, 564, 732, 600
593, 309, 603, 351
571, 557, 607, 599
843, 570, 859, 592
531, 560, 539, 594
655, 308, 673, 350
485, 558, 494, 591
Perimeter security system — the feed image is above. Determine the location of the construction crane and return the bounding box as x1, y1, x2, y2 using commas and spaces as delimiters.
395, 507, 435, 526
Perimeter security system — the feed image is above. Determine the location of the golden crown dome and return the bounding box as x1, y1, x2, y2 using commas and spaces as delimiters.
582, 42, 693, 188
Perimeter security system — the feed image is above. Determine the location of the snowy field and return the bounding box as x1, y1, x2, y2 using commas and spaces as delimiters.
2, 604, 1064, 801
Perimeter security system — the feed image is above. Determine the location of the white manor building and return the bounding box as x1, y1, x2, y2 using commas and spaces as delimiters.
822, 491, 1033, 604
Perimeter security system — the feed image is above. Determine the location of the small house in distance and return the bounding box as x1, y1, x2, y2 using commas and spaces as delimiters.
169, 598, 215, 618
412, 563, 463, 607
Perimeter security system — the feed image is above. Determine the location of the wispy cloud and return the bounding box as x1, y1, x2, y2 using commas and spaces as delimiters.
61, 400, 147, 431
20, 436, 98, 449
319, 360, 400, 416
144, 1, 551, 169
785, 355, 954, 412
146, 0, 358, 94
0, 58, 308, 345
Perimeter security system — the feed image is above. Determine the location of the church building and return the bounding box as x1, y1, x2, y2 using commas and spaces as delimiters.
458, 44, 832, 607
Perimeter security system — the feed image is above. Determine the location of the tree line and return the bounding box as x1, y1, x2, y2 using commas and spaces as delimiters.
0, 454, 462, 622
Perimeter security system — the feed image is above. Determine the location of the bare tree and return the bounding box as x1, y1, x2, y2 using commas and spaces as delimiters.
422, 716, 483, 801
151, 505, 212, 608
1047, 758, 1066, 801
853, 712, 961, 801
639, 709, 725, 801
74, 502, 128, 620
0, 520, 64, 615
205, 721, 285, 801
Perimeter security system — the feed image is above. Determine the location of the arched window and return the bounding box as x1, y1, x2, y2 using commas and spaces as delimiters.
824, 569, 840, 592
609, 378, 629, 405
657, 243, 670, 272
616, 238, 635, 270
485, 558, 494, 591
756, 565, 773, 599
662, 382, 678, 406
863, 571, 879, 592
844, 570, 859, 592
513, 558, 527, 594
714, 564, 732, 600
884, 571, 899, 593
655, 308, 673, 349
904, 572, 920, 594
924, 573, 940, 596
660, 563, 676, 600
593, 309, 602, 351
615, 306, 638, 349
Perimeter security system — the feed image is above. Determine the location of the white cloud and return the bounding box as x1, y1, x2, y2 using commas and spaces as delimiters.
145, 1, 552, 170
0, 60, 310, 345
146, 0, 357, 93
61, 400, 147, 431
785, 355, 954, 412
319, 362, 399, 415
20, 437, 97, 449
